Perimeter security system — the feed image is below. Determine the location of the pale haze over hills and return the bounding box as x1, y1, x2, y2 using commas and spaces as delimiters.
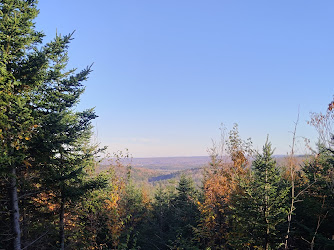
99, 155, 304, 185
101, 155, 293, 171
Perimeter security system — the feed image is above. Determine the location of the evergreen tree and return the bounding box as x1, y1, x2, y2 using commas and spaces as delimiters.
143, 183, 176, 249
136, 176, 200, 250
118, 181, 150, 249
295, 146, 334, 249
0, 1, 46, 248
171, 174, 200, 249
231, 141, 289, 249
27, 33, 106, 249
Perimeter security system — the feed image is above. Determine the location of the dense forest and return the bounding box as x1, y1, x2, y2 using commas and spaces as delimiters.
1, 1, 334, 249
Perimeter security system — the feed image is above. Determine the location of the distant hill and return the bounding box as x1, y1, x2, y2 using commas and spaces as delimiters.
98, 156, 210, 187
130, 156, 210, 171
98, 155, 309, 187
148, 167, 204, 187
100, 156, 210, 172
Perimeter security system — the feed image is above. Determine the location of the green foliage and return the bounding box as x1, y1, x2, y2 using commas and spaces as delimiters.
171, 175, 200, 248
139, 175, 200, 249
0, 1, 47, 248
0, 1, 106, 248
294, 145, 334, 249
69, 169, 122, 249
29, 33, 106, 249
230, 140, 289, 249
0, 0, 45, 174
118, 181, 149, 249
1, 1, 334, 249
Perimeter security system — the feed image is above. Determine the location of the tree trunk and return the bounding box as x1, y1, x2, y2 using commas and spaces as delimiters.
285, 176, 295, 249
59, 195, 65, 250
285, 111, 299, 249
10, 166, 21, 250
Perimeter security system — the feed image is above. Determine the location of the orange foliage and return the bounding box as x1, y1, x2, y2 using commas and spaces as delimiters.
198, 124, 252, 247
328, 101, 334, 111
32, 191, 59, 212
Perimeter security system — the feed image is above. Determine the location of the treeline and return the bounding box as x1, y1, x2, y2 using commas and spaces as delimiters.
1, 1, 334, 249
74, 125, 333, 250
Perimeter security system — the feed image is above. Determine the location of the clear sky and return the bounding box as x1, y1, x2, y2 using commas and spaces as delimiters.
35, 0, 334, 157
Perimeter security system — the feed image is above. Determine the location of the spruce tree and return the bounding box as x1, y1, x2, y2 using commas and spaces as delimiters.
145, 184, 176, 249
28, 33, 106, 249
0, 1, 46, 249
231, 141, 289, 249
171, 175, 200, 249
140, 177, 200, 250
0, 2, 106, 248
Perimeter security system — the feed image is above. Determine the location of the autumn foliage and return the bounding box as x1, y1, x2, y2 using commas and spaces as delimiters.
1, 1, 334, 249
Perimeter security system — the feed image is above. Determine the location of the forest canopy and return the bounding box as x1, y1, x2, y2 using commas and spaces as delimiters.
1, 1, 334, 250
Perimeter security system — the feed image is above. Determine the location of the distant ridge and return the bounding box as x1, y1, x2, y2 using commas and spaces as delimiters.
100, 156, 210, 172
127, 156, 210, 171
100, 155, 307, 172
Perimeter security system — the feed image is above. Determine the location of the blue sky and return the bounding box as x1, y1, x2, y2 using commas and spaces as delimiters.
35, 1, 334, 157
